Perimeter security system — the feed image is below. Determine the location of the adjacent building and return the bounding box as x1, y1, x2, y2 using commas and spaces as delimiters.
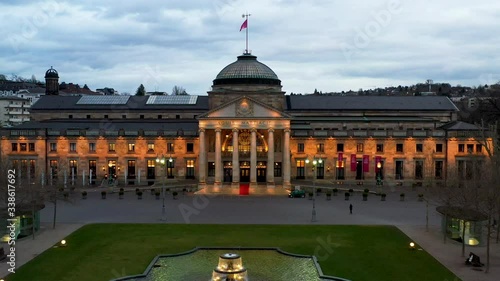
0, 53, 494, 188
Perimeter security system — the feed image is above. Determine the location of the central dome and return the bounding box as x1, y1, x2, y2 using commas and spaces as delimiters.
213, 53, 281, 86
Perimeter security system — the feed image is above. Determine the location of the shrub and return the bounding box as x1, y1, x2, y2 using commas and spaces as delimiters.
333, 188, 338, 193
119, 188, 124, 192
364, 188, 369, 193
349, 188, 354, 193
82, 191, 87, 196
137, 191, 143, 196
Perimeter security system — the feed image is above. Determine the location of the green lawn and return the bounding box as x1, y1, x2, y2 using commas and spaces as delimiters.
7, 224, 459, 281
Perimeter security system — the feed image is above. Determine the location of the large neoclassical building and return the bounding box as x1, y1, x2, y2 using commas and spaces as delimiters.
0, 53, 492, 188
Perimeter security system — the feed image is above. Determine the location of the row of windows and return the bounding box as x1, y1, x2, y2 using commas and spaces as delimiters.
458, 144, 482, 153
295, 159, 445, 180
47, 142, 191, 153
69, 114, 184, 119
297, 143, 447, 153
11, 143, 35, 152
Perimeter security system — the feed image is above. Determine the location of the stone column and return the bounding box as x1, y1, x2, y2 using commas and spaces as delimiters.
266, 128, 275, 186
283, 128, 291, 188
232, 128, 240, 184
214, 128, 222, 186
198, 128, 206, 186
250, 128, 257, 186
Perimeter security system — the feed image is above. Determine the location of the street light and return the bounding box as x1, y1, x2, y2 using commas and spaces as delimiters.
307, 156, 322, 222
156, 154, 168, 221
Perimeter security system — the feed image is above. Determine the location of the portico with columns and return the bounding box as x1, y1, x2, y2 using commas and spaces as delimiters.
197, 96, 291, 188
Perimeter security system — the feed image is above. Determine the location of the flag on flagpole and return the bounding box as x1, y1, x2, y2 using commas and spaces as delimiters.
240, 19, 248, 31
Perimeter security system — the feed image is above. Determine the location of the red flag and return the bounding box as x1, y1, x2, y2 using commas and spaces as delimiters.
350, 154, 357, 171
240, 19, 248, 31
363, 155, 370, 172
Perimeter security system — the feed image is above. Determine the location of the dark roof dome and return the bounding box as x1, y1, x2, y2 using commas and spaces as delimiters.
213, 53, 281, 86
45, 66, 59, 78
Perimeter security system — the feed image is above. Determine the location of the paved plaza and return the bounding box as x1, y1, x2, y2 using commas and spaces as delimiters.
1, 185, 499, 281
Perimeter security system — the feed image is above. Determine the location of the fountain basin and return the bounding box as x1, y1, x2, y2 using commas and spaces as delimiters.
110, 247, 350, 281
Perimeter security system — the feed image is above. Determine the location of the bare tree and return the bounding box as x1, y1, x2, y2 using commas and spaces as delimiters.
171, 85, 188, 95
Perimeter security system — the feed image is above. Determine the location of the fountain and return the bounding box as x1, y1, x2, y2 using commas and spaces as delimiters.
211, 253, 249, 281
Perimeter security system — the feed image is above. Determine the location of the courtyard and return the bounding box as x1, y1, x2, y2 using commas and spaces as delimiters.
1, 185, 499, 281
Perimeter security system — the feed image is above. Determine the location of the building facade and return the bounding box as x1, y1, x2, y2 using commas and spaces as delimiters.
0, 54, 493, 188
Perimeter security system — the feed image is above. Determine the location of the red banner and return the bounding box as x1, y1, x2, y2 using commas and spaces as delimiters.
350, 154, 357, 171
375, 156, 382, 172
363, 155, 370, 172
338, 153, 343, 162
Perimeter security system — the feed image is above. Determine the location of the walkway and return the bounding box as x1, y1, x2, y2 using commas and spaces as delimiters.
1, 185, 498, 281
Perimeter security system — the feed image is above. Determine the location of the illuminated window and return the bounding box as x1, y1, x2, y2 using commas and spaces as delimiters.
69, 159, 78, 177
316, 143, 324, 153
147, 143, 155, 152
186, 159, 195, 179
128, 143, 135, 152
356, 143, 364, 153
20, 143, 27, 151
296, 160, 305, 179
167, 143, 174, 153
274, 162, 282, 177
108, 143, 116, 152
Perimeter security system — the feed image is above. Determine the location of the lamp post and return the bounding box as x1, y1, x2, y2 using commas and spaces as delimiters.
306, 156, 322, 222
156, 154, 168, 222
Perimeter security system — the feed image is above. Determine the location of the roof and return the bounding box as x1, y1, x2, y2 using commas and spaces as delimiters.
286, 95, 459, 111
45, 67, 59, 78
436, 206, 487, 221
30, 95, 209, 111
213, 54, 281, 86
440, 121, 481, 131
11, 119, 200, 131
0, 95, 28, 101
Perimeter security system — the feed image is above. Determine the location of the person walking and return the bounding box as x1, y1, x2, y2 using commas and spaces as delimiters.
349, 204, 353, 214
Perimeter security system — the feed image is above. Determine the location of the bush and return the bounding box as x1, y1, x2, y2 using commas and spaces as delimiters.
349, 188, 354, 193
400, 193, 405, 197
418, 194, 424, 198
364, 188, 369, 193
137, 191, 143, 196
155, 191, 161, 196
119, 188, 124, 192
101, 191, 106, 196
333, 188, 338, 193
82, 191, 87, 196
119, 190, 124, 195
381, 193, 387, 198
135, 188, 140, 194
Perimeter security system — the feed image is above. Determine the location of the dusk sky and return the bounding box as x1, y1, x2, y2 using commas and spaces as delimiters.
2, 0, 500, 95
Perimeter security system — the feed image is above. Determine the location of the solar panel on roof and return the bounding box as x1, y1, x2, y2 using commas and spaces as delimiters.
146, 95, 198, 105
76, 96, 130, 105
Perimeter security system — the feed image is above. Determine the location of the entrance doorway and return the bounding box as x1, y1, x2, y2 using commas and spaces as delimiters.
240, 161, 250, 182
257, 161, 266, 182
224, 161, 232, 182
356, 160, 363, 180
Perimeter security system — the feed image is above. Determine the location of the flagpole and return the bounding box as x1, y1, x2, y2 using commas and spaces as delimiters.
243, 13, 251, 54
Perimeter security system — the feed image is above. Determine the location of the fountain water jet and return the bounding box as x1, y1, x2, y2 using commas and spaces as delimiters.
211, 253, 248, 281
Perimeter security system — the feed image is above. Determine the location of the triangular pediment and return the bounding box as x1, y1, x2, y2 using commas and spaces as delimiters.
198, 96, 291, 119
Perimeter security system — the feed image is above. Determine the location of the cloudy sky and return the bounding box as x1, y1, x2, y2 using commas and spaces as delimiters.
2, 0, 500, 95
